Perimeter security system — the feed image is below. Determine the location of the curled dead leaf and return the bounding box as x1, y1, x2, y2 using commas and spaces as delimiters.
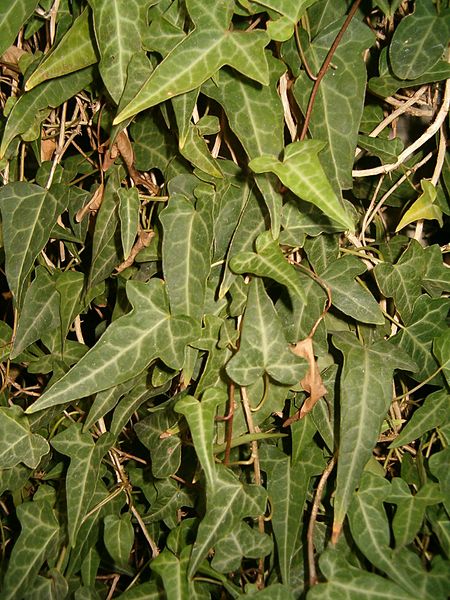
75, 183, 105, 222
283, 336, 327, 427
115, 229, 154, 274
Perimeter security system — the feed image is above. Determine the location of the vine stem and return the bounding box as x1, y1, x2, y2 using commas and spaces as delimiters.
299, 0, 362, 141
307, 455, 337, 587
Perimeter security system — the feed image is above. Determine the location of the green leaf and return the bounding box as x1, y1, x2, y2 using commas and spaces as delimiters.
389, 1, 448, 80
0, 183, 68, 307
422, 245, 450, 297
294, 18, 374, 191
26, 279, 196, 413
249, 141, 354, 231
390, 389, 450, 448
320, 255, 385, 325
114, 0, 270, 123
0, 405, 49, 469
118, 186, 140, 259
175, 389, 226, 488
0, 0, 39, 56
1, 500, 60, 600
388, 295, 449, 384
331, 332, 416, 539
160, 192, 213, 325
24, 9, 98, 90
226, 278, 307, 386
151, 547, 191, 600
188, 465, 267, 577
103, 512, 134, 573
11, 266, 60, 358
84, 377, 138, 431
396, 180, 443, 231
260, 442, 324, 584
249, 0, 317, 21
51, 424, 113, 546
374, 240, 426, 323
229, 231, 306, 302
308, 549, 412, 600
0, 66, 94, 157
212, 521, 273, 572
434, 331, 450, 387
88, 0, 146, 103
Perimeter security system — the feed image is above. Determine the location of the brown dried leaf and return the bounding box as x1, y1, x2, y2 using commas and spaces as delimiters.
115, 229, 154, 273
1, 45, 26, 67
75, 183, 105, 222
283, 337, 327, 426
41, 138, 57, 162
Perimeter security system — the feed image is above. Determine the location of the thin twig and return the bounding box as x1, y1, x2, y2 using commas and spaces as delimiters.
307, 455, 336, 587
294, 23, 317, 81
300, 0, 362, 140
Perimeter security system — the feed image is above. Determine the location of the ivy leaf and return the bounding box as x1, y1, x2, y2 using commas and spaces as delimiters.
188, 465, 267, 577
51, 424, 113, 546
226, 278, 307, 386
24, 9, 97, 90
151, 547, 191, 600
175, 389, 226, 488
25, 279, 196, 413
390, 389, 450, 449
160, 192, 213, 325
320, 255, 384, 325
331, 332, 416, 541
0, 67, 94, 158
260, 442, 324, 584
1, 499, 60, 600
0, 0, 39, 56
249, 141, 354, 231
396, 180, 443, 231
434, 331, 450, 387
422, 245, 450, 297
374, 240, 426, 323
249, 0, 317, 21
0, 405, 50, 469
0, 183, 68, 307
212, 521, 273, 573
389, 0, 449, 80
103, 512, 134, 573
118, 187, 140, 259
88, 0, 146, 104
114, 0, 270, 123
294, 18, 374, 191
229, 231, 306, 302
11, 266, 60, 358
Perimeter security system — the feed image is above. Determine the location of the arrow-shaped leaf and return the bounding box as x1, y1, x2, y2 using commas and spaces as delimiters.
26, 279, 196, 413
114, 0, 270, 123
0, 405, 49, 469
249, 141, 354, 231
51, 424, 113, 546
0, 0, 39, 56
226, 278, 307, 386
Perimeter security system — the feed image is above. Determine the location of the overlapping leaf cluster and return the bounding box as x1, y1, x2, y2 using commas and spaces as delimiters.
0, 1, 449, 598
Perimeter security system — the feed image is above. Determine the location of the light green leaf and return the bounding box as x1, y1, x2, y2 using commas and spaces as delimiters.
11, 266, 60, 358
260, 443, 324, 584
51, 424, 113, 546
118, 582, 164, 600
390, 389, 450, 448
320, 255, 385, 325
88, 0, 146, 103
25, 9, 97, 90
118, 186, 140, 259
389, 1, 448, 80
1, 500, 60, 600
422, 244, 450, 297
374, 240, 426, 323
179, 123, 223, 178
103, 512, 134, 572
249, 141, 354, 231
114, 0, 270, 123
0, 183, 68, 307
84, 377, 138, 431
0, 0, 39, 56
226, 278, 307, 386
294, 18, 374, 191
230, 231, 306, 302
434, 331, 450, 387
188, 465, 267, 576
26, 279, 195, 413
396, 180, 442, 231
0, 66, 93, 157
152, 547, 208, 600
332, 332, 416, 539
0, 405, 49, 469
160, 193, 213, 325
249, 0, 317, 21
388, 295, 449, 384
